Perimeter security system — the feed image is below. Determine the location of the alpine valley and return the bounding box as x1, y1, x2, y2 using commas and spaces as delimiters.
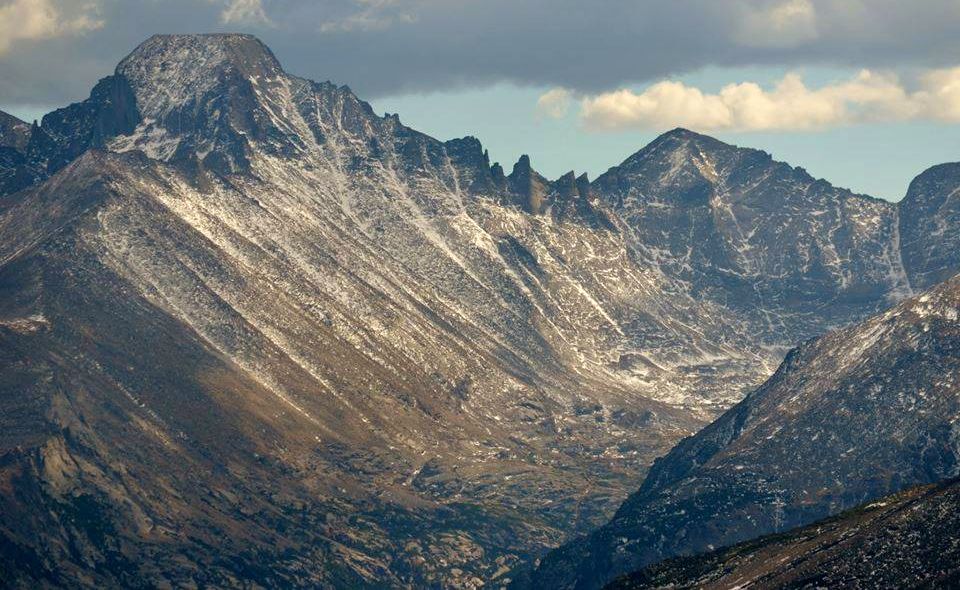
1, 34, 959, 589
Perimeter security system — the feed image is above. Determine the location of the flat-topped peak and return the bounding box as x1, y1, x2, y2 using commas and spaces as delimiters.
117, 33, 283, 85
129, 33, 268, 53
112, 33, 286, 137
145, 32, 260, 42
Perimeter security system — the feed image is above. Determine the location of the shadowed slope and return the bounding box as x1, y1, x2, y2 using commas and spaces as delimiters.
528, 273, 960, 589
610, 477, 960, 590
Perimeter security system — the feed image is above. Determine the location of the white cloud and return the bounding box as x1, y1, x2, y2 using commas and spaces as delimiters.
575, 67, 960, 133
736, 0, 818, 48
916, 67, 960, 122
0, 0, 103, 55
220, 0, 272, 26
319, 0, 417, 34
535, 87, 572, 119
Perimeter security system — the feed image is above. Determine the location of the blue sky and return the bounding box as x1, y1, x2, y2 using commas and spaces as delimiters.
10, 65, 956, 202
3, 0, 960, 202
372, 66, 960, 201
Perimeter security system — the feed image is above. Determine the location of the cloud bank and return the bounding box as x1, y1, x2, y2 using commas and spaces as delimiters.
2, 0, 960, 109
736, 0, 818, 48
572, 68, 960, 133
219, 0, 272, 26
0, 0, 103, 56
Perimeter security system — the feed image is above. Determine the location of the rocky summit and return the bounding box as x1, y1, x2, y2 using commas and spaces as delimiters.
1, 34, 959, 589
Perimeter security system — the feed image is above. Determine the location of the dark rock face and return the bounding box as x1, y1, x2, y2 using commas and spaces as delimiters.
0, 75, 139, 198
36, 74, 141, 172
0, 145, 34, 197
507, 154, 550, 213
528, 275, 960, 589
0, 112, 41, 196
900, 162, 960, 290
0, 110, 31, 152
610, 477, 960, 590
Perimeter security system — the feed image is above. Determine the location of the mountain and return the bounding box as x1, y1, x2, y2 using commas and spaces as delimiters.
527, 273, 960, 589
0, 34, 738, 587
1, 33, 960, 588
609, 477, 960, 589
595, 128, 915, 343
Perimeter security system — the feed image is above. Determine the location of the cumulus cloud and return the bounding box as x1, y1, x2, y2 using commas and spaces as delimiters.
4, 0, 960, 107
918, 67, 960, 121
318, 0, 417, 34
535, 88, 572, 119
575, 68, 960, 133
219, 0, 271, 26
0, 0, 103, 56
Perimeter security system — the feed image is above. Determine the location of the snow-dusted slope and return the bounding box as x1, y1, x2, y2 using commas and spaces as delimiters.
528, 274, 960, 589
594, 129, 913, 345
0, 35, 746, 587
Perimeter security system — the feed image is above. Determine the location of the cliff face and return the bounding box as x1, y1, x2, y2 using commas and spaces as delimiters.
899, 162, 960, 290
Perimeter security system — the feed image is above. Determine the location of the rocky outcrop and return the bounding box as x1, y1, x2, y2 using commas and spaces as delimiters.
899, 162, 960, 290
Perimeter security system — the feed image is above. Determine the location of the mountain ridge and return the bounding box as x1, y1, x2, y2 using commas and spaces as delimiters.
2, 33, 960, 588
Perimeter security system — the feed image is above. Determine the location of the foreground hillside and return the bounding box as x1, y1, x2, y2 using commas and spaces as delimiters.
610, 477, 960, 589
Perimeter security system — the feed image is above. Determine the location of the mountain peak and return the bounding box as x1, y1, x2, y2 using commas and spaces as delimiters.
658, 127, 711, 140
596, 125, 777, 190
105, 34, 294, 174
121, 33, 279, 67
899, 161, 960, 289
117, 34, 283, 98
645, 127, 734, 156
512, 154, 533, 174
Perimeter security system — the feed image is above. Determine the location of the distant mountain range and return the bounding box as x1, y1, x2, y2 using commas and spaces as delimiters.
0, 34, 958, 588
